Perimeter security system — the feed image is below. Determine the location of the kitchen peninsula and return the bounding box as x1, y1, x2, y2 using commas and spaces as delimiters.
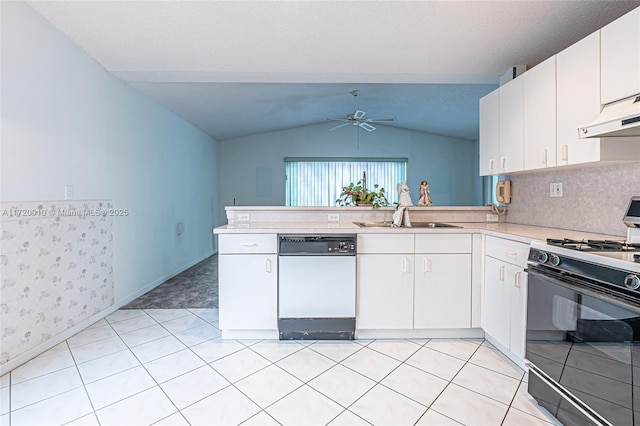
214, 205, 624, 368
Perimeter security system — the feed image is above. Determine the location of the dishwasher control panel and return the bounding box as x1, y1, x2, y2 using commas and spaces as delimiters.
279, 235, 356, 255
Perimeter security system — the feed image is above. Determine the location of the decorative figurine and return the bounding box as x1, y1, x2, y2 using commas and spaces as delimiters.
417, 180, 433, 206
397, 180, 413, 206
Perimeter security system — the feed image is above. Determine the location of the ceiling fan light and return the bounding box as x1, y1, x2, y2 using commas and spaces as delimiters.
353, 110, 366, 120
360, 122, 376, 132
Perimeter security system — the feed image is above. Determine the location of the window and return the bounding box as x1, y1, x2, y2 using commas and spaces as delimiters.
285, 158, 407, 206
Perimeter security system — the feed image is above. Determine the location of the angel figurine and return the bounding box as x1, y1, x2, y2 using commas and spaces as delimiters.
397, 180, 413, 206
417, 180, 433, 206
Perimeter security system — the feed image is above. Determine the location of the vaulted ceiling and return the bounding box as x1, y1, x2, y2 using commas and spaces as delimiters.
27, 1, 640, 141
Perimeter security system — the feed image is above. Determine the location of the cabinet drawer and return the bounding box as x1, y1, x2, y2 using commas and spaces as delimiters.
219, 234, 277, 254
415, 234, 471, 253
485, 236, 529, 268
357, 234, 414, 254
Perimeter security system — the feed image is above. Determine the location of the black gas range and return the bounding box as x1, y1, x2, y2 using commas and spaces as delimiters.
525, 198, 640, 426
546, 237, 640, 257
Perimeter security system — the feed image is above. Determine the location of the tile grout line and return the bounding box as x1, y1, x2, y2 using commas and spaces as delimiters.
411, 339, 484, 426
63, 339, 101, 426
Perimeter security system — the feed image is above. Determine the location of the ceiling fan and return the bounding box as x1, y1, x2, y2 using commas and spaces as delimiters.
327, 90, 395, 132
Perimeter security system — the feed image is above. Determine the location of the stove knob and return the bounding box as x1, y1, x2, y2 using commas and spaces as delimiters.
624, 274, 640, 290
548, 254, 561, 267
537, 251, 549, 264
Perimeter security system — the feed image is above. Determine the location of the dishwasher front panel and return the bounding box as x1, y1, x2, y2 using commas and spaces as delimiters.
278, 256, 356, 318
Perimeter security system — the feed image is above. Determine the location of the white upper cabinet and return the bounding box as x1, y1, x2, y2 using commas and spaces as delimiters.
523, 56, 557, 171
498, 77, 524, 174
479, 90, 500, 176
556, 31, 602, 166
601, 7, 640, 104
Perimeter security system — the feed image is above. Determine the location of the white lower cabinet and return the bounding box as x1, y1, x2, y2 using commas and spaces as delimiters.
357, 254, 414, 329
482, 236, 528, 366
414, 253, 471, 329
218, 234, 278, 334
357, 233, 472, 331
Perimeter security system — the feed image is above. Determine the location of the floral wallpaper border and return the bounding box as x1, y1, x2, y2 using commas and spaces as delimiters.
0, 200, 114, 365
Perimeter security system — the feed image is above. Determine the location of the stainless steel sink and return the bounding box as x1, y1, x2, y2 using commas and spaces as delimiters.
353, 221, 461, 229
353, 221, 395, 228
411, 222, 462, 228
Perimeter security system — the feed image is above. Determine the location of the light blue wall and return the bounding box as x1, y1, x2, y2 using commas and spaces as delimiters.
218, 123, 482, 221
1, 2, 220, 303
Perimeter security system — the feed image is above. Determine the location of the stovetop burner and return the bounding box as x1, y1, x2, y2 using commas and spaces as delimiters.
546, 238, 640, 252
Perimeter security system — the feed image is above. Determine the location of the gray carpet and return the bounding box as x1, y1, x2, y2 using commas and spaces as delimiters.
122, 254, 218, 309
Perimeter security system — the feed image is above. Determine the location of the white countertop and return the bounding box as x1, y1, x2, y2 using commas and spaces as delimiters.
214, 221, 624, 245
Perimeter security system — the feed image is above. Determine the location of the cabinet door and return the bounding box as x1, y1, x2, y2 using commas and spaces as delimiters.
524, 56, 556, 170
508, 266, 527, 360
499, 77, 524, 174
556, 31, 602, 166
482, 256, 510, 348
357, 254, 413, 329
601, 7, 640, 104
414, 254, 471, 329
219, 254, 277, 330
479, 90, 500, 176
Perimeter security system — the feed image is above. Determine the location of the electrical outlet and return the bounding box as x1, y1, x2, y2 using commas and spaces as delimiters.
550, 182, 563, 198
237, 213, 250, 222
64, 185, 74, 200
486, 214, 499, 222
328, 213, 340, 222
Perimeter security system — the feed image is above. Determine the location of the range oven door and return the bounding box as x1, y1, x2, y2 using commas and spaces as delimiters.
526, 265, 640, 426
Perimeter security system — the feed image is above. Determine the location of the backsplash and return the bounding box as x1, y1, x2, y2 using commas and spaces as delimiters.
0, 200, 113, 366
506, 162, 640, 237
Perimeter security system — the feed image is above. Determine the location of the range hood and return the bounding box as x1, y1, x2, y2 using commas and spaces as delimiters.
579, 94, 640, 138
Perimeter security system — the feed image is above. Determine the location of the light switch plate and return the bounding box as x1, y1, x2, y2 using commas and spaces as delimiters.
550, 182, 563, 198
237, 213, 250, 222
64, 185, 74, 200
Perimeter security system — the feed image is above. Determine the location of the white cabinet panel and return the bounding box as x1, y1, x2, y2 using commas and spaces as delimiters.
485, 236, 529, 268
415, 234, 471, 254
601, 7, 640, 104
482, 255, 510, 347
524, 56, 556, 170
556, 31, 602, 166
357, 234, 414, 254
218, 234, 277, 254
479, 90, 500, 176
219, 254, 277, 331
414, 253, 471, 329
482, 236, 529, 366
357, 254, 414, 329
509, 266, 527, 360
498, 77, 524, 174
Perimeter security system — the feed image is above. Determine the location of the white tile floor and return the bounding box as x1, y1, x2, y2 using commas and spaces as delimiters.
0, 309, 558, 426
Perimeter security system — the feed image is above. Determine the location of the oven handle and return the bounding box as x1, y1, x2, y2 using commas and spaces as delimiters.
526, 364, 610, 426
526, 263, 640, 312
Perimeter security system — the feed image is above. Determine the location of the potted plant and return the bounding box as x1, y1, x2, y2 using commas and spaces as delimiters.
336, 180, 391, 208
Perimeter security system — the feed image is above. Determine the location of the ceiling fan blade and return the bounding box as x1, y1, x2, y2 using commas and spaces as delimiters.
359, 122, 376, 132
366, 117, 395, 122
353, 110, 366, 120
329, 122, 352, 131
326, 118, 350, 122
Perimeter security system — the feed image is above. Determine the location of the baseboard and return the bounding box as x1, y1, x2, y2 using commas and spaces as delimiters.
0, 251, 215, 375
355, 328, 485, 340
